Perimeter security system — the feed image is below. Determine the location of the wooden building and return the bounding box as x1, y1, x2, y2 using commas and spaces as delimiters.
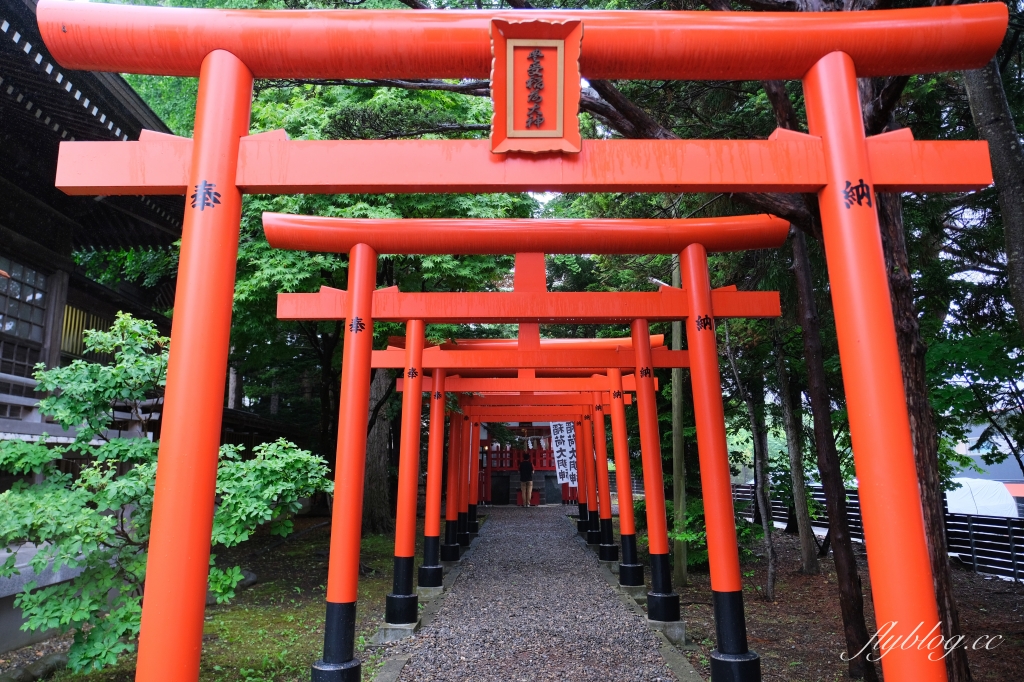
0, 0, 180, 440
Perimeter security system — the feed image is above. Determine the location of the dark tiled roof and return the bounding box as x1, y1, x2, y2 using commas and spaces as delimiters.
0, 0, 184, 250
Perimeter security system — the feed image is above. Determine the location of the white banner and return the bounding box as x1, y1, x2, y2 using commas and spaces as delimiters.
549, 421, 578, 486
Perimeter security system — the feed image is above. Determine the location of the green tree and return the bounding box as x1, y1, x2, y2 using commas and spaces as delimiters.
0, 314, 331, 672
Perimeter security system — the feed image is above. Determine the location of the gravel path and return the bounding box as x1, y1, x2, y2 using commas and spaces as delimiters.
388, 505, 677, 681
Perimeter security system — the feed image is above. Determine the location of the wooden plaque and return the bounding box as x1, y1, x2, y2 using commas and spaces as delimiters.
490, 19, 582, 154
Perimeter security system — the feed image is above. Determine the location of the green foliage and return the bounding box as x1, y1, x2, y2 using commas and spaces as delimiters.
928, 327, 1024, 481
214, 440, 333, 545
121, 74, 198, 137
665, 497, 709, 568
75, 247, 179, 296
323, 86, 491, 140
33, 314, 168, 446
634, 495, 761, 569
484, 422, 522, 448
0, 314, 330, 672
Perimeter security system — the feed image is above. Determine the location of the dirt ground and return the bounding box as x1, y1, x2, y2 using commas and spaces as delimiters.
675, 531, 1024, 681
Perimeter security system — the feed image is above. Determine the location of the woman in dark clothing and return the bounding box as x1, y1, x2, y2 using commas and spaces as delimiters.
519, 455, 534, 507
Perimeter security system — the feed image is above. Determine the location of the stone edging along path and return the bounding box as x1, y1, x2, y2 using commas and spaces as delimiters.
373, 505, 703, 682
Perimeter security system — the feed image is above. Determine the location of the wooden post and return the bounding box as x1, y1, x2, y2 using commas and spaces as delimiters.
968, 516, 978, 573
1008, 518, 1019, 583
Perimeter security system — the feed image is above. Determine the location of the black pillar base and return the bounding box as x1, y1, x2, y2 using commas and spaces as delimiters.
385, 593, 418, 625
599, 544, 619, 561
318, 601, 358, 681
440, 543, 461, 561
391, 556, 414, 595
586, 529, 601, 545
650, 552, 673, 592
467, 504, 478, 533
467, 521, 479, 533
456, 532, 471, 547
709, 650, 761, 682
619, 563, 644, 586
311, 658, 360, 682
619, 534, 644, 585
713, 589, 754, 657
418, 564, 443, 587
419, 536, 442, 586
647, 591, 681, 622
577, 518, 589, 535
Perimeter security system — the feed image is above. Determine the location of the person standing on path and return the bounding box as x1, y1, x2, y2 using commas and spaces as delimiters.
519, 455, 534, 507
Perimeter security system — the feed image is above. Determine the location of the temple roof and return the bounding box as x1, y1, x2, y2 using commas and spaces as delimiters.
0, 0, 183, 251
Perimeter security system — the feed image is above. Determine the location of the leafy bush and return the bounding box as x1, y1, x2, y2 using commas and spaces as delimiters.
636, 496, 763, 569
667, 498, 709, 568
632, 497, 681, 532
0, 313, 331, 671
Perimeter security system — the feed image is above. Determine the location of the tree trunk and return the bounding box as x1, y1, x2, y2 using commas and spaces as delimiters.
362, 368, 394, 534
724, 328, 776, 601
964, 58, 1024, 337
775, 336, 820, 575
792, 230, 879, 681
748, 376, 777, 601
317, 323, 342, 471
671, 255, 687, 586
877, 191, 973, 682
227, 363, 242, 409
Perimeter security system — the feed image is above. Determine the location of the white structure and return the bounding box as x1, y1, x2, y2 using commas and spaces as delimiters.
945, 477, 1019, 518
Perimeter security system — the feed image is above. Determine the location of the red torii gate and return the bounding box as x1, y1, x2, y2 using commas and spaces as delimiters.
462, 402, 599, 505
395, 373, 647, 591
34, 2, 1007, 681
391, 337, 641, 514
388, 346, 639, 562
408, 380, 639, 517
458, 389, 635, 498
384, 321, 653, 508
463, 399, 614, 526
364, 317, 676, 618
283, 233, 782, 677
380, 326, 663, 582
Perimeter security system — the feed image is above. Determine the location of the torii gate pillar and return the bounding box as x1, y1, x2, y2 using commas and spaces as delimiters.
385, 319, 425, 626
682, 243, 760, 679
468, 422, 482, 534
441, 414, 463, 562
804, 52, 945, 681
582, 409, 601, 545
418, 369, 447, 593
592, 393, 618, 562
608, 369, 644, 587
631, 319, 681, 625
135, 51, 252, 682
457, 415, 472, 546
574, 419, 589, 535
315, 243, 378, 682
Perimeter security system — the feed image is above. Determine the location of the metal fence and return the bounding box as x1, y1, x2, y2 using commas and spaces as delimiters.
609, 474, 645, 496
946, 513, 1024, 581
732, 484, 1022, 581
